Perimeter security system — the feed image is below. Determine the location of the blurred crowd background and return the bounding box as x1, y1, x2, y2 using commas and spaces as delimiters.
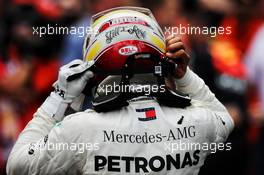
0, 0, 264, 174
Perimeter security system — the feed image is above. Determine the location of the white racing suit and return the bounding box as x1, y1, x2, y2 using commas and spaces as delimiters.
6, 68, 234, 175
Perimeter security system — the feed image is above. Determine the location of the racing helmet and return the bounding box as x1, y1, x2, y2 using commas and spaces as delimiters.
81, 7, 191, 112
83, 6, 166, 74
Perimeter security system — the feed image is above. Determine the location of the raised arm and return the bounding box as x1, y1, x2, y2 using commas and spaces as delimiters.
166, 35, 234, 143
6, 60, 93, 175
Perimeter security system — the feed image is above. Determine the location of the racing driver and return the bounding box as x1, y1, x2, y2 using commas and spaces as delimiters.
6, 7, 234, 175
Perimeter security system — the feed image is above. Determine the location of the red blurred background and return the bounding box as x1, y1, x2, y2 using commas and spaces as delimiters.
0, 0, 264, 174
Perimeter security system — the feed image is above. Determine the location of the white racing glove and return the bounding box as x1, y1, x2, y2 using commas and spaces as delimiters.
41, 59, 94, 122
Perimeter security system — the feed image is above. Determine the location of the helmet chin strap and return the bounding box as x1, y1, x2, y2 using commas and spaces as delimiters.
91, 53, 191, 112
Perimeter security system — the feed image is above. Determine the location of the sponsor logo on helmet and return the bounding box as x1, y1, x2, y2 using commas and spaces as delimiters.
99, 17, 149, 33
118, 45, 138, 55
105, 25, 146, 44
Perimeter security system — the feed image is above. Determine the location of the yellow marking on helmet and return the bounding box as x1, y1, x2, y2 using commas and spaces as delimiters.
149, 35, 166, 53
85, 41, 102, 61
